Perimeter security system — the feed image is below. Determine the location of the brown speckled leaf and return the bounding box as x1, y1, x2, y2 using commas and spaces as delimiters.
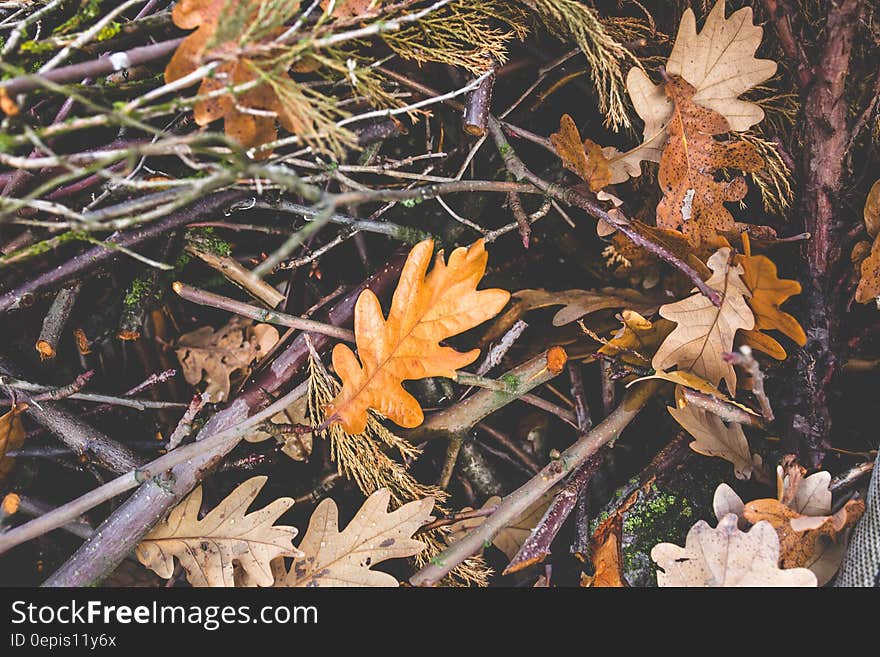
136, 476, 300, 587
273, 489, 433, 587
609, 0, 776, 182
656, 76, 764, 247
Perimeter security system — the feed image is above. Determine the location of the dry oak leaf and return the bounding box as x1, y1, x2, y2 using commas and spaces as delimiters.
165, 0, 305, 155
550, 114, 612, 192
599, 310, 675, 367
0, 403, 26, 480
856, 180, 880, 304
652, 514, 816, 587
656, 76, 764, 247
136, 476, 300, 587
743, 497, 865, 586
652, 247, 755, 394
668, 403, 761, 480
864, 179, 880, 239
633, 369, 759, 417
611, 0, 776, 183
176, 316, 279, 402
273, 489, 433, 587
736, 239, 805, 359
326, 239, 509, 434
778, 463, 832, 517
512, 287, 659, 328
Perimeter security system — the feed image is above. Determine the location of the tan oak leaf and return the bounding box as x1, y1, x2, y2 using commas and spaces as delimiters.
652, 247, 755, 394
273, 489, 433, 587
668, 403, 761, 480
136, 476, 300, 587
651, 514, 816, 587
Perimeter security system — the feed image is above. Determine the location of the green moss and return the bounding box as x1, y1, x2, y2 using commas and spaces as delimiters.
401, 198, 423, 208
392, 224, 432, 245
186, 227, 232, 257
54, 0, 104, 35
96, 21, 121, 42
19, 40, 55, 55
501, 373, 520, 393
123, 274, 155, 308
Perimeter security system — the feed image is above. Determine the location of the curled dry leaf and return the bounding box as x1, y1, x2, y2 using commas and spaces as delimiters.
136, 476, 300, 587
513, 287, 659, 328
273, 489, 433, 587
652, 247, 755, 394
609, 0, 776, 183
175, 316, 279, 402
0, 403, 27, 480
713, 483, 746, 528
651, 514, 816, 587
656, 76, 764, 248
550, 114, 612, 191
634, 369, 759, 417
668, 403, 761, 480
326, 239, 509, 434
743, 498, 865, 585
598, 310, 674, 367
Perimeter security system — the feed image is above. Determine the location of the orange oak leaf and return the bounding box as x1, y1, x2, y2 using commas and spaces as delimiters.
550, 114, 612, 192
166, 0, 305, 156
325, 239, 510, 434
736, 236, 805, 359
656, 76, 764, 247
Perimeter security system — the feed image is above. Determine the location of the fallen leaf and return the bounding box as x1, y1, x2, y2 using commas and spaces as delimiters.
712, 483, 746, 528
513, 287, 659, 327
633, 369, 759, 416
584, 523, 628, 587
780, 467, 832, 517
165, 0, 308, 155
743, 497, 865, 585
651, 514, 816, 587
136, 476, 300, 587
652, 247, 755, 394
492, 490, 557, 561
668, 404, 761, 479
598, 310, 674, 366
273, 489, 433, 587
656, 76, 764, 247
0, 403, 27, 480
550, 114, 612, 191
609, 0, 776, 182
326, 239, 509, 434
175, 316, 279, 402
736, 240, 805, 359
864, 179, 880, 239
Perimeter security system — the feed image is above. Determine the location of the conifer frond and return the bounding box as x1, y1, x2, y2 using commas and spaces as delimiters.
416, 531, 493, 587
382, 0, 529, 73
741, 131, 794, 216
519, 0, 636, 129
